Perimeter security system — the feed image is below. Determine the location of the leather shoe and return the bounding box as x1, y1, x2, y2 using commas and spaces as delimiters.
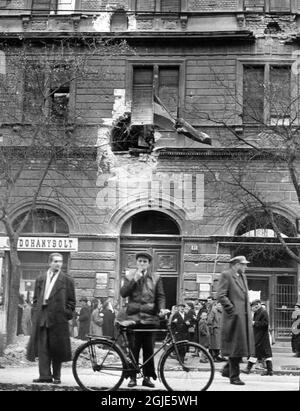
221, 371, 229, 378
52, 379, 61, 384
142, 377, 155, 388
33, 378, 53, 383
127, 378, 137, 388
230, 378, 245, 386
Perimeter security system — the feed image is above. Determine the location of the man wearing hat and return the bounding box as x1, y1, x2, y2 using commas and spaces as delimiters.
242, 300, 273, 376
77, 296, 91, 340
217, 255, 255, 385
120, 251, 166, 388
291, 303, 300, 357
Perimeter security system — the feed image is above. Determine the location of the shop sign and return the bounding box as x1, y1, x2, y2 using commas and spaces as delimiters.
95, 273, 108, 290
0, 236, 78, 252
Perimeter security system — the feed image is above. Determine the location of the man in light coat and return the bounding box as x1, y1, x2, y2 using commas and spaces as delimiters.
217, 255, 255, 385
27, 253, 75, 384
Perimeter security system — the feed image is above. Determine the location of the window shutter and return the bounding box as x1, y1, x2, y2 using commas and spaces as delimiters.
243, 65, 264, 124
131, 67, 154, 125
161, 0, 181, 12
31, 0, 56, 14
270, 66, 291, 122
269, 0, 290, 12
136, 0, 155, 12
24, 64, 46, 118
244, 0, 265, 11
158, 67, 179, 117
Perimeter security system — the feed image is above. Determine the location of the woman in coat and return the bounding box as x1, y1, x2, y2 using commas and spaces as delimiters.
90, 299, 104, 336
102, 299, 116, 339
77, 297, 91, 340
207, 301, 224, 361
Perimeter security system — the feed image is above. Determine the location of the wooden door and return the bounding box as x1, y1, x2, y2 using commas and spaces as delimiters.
120, 246, 180, 309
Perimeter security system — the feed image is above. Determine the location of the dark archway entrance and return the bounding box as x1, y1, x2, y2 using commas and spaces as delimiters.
234, 212, 298, 340
120, 210, 181, 310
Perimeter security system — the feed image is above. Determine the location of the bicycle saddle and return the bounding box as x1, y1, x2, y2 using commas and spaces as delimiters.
115, 320, 136, 328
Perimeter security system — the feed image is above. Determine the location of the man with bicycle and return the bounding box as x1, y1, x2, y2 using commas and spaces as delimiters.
120, 252, 166, 388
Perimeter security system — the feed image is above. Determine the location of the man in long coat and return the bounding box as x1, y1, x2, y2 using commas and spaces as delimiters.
243, 300, 273, 375
217, 255, 255, 386
171, 303, 190, 362
27, 253, 76, 384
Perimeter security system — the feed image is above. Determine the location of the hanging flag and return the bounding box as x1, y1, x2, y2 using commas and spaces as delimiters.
153, 94, 176, 130
175, 117, 212, 145
153, 94, 211, 145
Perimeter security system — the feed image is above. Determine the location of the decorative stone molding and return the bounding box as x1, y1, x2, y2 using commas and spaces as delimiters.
71, 252, 116, 260
21, 16, 31, 31
72, 15, 81, 31
236, 13, 245, 28
184, 254, 231, 262
180, 15, 188, 29
31, 19, 48, 31
162, 19, 178, 30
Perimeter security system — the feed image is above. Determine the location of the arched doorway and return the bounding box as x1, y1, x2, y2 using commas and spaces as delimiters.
12, 209, 70, 302
234, 211, 298, 340
120, 210, 181, 310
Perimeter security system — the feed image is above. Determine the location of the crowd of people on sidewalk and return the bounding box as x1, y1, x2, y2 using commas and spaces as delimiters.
169, 298, 226, 364
71, 296, 117, 341
13, 250, 299, 388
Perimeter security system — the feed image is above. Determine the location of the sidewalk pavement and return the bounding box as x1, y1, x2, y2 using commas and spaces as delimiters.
0, 349, 299, 391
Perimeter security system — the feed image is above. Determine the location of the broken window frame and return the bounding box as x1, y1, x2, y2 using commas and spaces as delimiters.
23, 61, 75, 124
237, 59, 297, 126
127, 59, 184, 127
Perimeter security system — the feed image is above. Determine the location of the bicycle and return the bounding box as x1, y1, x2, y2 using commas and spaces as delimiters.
72, 316, 215, 391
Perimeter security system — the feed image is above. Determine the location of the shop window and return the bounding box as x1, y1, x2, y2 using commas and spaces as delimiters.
13, 209, 69, 234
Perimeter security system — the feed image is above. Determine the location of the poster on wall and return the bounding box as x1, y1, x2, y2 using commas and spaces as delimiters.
95, 273, 108, 290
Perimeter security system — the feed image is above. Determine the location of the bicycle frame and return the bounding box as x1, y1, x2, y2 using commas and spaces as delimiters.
111, 322, 189, 377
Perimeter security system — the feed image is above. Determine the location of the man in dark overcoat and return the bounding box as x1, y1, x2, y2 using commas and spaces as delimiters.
243, 300, 273, 375
217, 255, 255, 385
77, 296, 91, 340
171, 303, 191, 362
27, 253, 76, 384
120, 252, 166, 389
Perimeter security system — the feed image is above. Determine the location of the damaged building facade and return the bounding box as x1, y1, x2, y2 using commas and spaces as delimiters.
0, 0, 300, 343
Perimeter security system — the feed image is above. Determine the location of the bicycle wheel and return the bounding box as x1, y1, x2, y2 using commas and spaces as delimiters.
72, 339, 126, 391
160, 341, 214, 391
